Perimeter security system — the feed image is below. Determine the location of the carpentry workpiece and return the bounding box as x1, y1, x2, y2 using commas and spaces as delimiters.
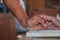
26, 30, 60, 40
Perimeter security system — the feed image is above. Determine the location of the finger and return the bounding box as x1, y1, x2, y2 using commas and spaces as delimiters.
28, 15, 47, 28
51, 27, 59, 30
28, 15, 45, 27
40, 15, 52, 21
39, 21, 47, 28
52, 18, 60, 27
40, 15, 60, 27
27, 24, 46, 30
37, 15, 47, 28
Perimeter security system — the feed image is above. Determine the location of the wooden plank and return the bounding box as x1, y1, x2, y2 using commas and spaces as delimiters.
26, 30, 60, 37
0, 13, 16, 40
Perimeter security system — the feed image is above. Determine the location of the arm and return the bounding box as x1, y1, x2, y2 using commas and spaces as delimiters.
3, 0, 47, 30
3, 0, 29, 27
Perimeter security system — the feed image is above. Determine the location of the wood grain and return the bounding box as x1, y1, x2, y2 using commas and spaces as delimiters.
0, 13, 16, 40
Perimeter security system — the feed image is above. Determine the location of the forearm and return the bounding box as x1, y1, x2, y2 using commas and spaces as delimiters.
3, 0, 29, 27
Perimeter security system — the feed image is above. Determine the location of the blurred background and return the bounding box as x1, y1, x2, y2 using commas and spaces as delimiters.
0, 0, 60, 40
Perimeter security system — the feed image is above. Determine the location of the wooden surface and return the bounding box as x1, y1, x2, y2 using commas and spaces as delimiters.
25, 0, 60, 17
33, 37, 60, 40
0, 13, 16, 40
26, 30, 60, 40
25, 0, 45, 17
26, 30, 60, 37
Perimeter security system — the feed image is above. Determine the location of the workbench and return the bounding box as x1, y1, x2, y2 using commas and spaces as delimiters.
26, 30, 60, 40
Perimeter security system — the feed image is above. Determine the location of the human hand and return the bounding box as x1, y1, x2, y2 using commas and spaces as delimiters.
40, 15, 60, 30
26, 14, 60, 30
27, 15, 47, 30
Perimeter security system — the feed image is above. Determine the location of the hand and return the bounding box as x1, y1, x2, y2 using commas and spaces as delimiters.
27, 15, 47, 30
26, 24, 46, 30
26, 14, 60, 30
40, 15, 60, 30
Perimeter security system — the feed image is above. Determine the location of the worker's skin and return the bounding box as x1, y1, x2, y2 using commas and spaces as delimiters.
3, 0, 60, 30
